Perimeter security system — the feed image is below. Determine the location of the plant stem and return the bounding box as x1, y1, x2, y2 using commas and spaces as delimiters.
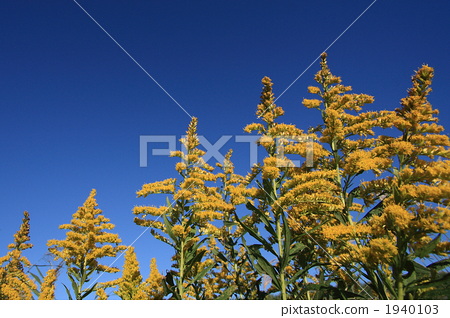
276, 214, 287, 300
178, 241, 185, 299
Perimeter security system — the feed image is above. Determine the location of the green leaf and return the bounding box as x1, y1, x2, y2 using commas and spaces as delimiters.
223, 220, 237, 227
289, 242, 307, 257
36, 266, 45, 281
287, 263, 318, 285
68, 268, 81, 281
408, 273, 450, 293
360, 198, 384, 222
32, 288, 40, 298
320, 286, 365, 300
245, 201, 276, 237
165, 271, 175, 287
211, 249, 228, 263
362, 268, 391, 300
62, 283, 73, 300
166, 197, 174, 213
190, 262, 216, 285
184, 237, 207, 265
412, 234, 441, 258
67, 273, 79, 299
245, 243, 281, 291
81, 283, 97, 300
29, 272, 42, 286
233, 211, 276, 255
185, 249, 207, 275
216, 284, 237, 300
428, 258, 450, 271
163, 214, 177, 243
281, 212, 292, 269
404, 260, 430, 280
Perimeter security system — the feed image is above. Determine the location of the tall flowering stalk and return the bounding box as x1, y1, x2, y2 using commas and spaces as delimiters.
358, 65, 450, 299
108, 247, 164, 300
0, 211, 36, 299
304, 55, 450, 299
201, 150, 262, 299
302, 53, 396, 298
134, 117, 234, 299
47, 189, 126, 300
238, 77, 334, 299
37, 269, 58, 300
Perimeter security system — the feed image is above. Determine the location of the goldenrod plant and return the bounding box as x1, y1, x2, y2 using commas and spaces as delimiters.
305, 55, 450, 299
202, 150, 261, 299
302, 53, 397, 299
37, 269, 58, 300
47, 189, 126, 300
109, 247, 164, 300
237, 77, 333, 300
358, 65, 450, 299
134, 117, 235, 299
0, 211, 36, 299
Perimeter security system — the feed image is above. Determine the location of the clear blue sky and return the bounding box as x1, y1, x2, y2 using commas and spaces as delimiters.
1, 0, 449, 298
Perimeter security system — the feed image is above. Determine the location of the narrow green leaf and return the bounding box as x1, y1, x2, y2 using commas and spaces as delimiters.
245, 201, 276, 237
234, 212, 276, 255
185, 249, 207, 274
287, 263, 318, 285
289, 242, 307, 257
427, 258, 450, 271
413, 234, 441, 258
408, 273, 450, 293
29, 272, 42, 286
184, 238, 207, 265
31, 288, 40, 298
190, 262, 215, 284
62, 283, 73, 300
223, 220, 237, 227
359, 199, 384, 222
320, 286, 365, 300
163, 214, 177, 242
67, 273, 79, 299
166, 197, 174, 213
245, 244, 281, 291
36, 266, 44, 280
69, 268, 81, 281
281, 212, 292, 269
81, 283, 97, 300
211, 249, 228, 263
216, 285, 237, 300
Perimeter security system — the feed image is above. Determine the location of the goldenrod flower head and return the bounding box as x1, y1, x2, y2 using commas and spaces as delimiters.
0, 211, 36, 300
114, 247, 143, 300
38, 269, 58, 300
47, 190, 126, 276
95, 288, 108, 300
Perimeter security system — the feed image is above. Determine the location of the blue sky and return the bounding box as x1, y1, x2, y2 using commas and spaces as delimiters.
1, 0, 449, 298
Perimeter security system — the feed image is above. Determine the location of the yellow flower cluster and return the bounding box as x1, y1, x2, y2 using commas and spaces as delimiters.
343, 149, 391, 176
38, 269, 57, 300
136, 178, 176, 197
0, 211, 36, 300
322, 223, 371, 240
47, 190, 126, 275
262, 156, 280, 179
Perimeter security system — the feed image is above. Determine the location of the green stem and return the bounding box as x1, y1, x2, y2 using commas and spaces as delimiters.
178, 241, 185, 299
276, 214, 287, 300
